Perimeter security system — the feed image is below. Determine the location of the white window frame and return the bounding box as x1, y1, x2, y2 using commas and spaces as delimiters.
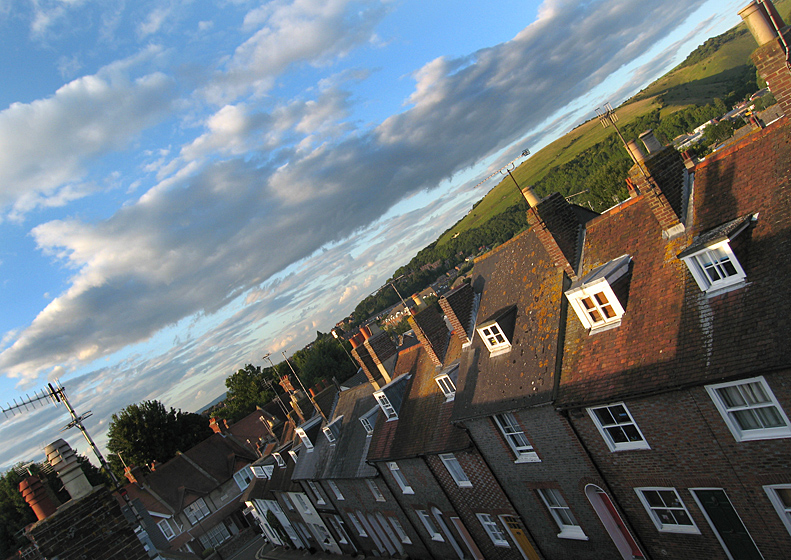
323, 426, 336, 443
635, 487, 700, 534
681, 240, 746, 293
493, 412, 539, 463
566, 278, 625, 332
476, 513, 509, 547
537, 488, 587, 540
435, 374, 456, 401
199, 522, 231, 549
476, 322, 511, 357
389, 517, 412, 544
374, 392, 398, 420
764, 484, 791, 535
307, 481, 326, 505
439, 453, 472, 488
293, 493, 312, 514
366, 478, 386, 502
706, 376, 791, 442
295, 427, 314, 451
184, 498, 210, 525
158, 518, 176, 540
587, 403, 650, 451
328, 515, 349, 544
348, 512, 368, 537
417, 509, 444, 541
273, 452, 285, 467
360, 409, 377, 435
234, 467, 253, 490
288, 450, 299, 463
324, 480, 343, 500
388, 462, 414, 494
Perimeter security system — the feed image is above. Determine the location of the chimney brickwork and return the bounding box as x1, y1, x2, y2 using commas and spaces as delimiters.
627, 144, 686, 237
364, 331, 397, 383
408, 306, 450, 366
27, 486, 149, 560
351, 344, 380, 386
526, 192, 585, 278
440, 283, 476, 344
751, 28, 791, 117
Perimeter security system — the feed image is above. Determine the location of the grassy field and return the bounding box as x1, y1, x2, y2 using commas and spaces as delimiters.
437, 1, 790, 246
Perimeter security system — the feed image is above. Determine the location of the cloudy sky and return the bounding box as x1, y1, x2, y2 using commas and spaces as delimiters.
0, 0, 746, 470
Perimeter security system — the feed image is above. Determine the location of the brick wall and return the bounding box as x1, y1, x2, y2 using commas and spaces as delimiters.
28, 486, 149, 560
322, 476, 431, 559
440, 283, 475, 344
465, 406, 625, 560
425, 449, 531, 560
567, 374, 791, 560
752, 28, 791, 116
408, 307, 450, 366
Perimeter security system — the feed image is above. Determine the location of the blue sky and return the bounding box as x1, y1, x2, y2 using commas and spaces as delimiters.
0, 0, 746, 470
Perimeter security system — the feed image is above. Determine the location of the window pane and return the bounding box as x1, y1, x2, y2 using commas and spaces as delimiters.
594, 407, 615, 425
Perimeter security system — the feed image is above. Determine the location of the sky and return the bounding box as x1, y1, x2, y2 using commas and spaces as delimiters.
0, 0, 748, 471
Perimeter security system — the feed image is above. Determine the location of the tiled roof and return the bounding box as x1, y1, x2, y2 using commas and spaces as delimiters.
677, 214, 753, 258
452, 230, 566, 422
558, 118, 791, 407
290, 382, 379, 481
368, 335, 469, 461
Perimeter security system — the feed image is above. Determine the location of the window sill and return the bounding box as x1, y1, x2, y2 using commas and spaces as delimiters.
455, 481, 473, 488
487, 346, 512, 358
514, 453, 541, 464
431, 535, 445, 542
557, 527, 588, 540
588, 320, 622, 335
706, 280, 747, 298
656, 525, 700, 535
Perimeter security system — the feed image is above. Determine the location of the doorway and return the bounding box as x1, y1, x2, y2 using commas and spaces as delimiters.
690, 488, 763, 560
585, 484, 644, 559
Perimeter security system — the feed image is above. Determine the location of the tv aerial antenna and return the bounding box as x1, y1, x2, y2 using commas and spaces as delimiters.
472, 148, 531, 189
1, 381, 119, 487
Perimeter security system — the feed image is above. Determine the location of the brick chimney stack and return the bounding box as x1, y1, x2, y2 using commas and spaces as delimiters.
363, 329, 397, 384
408, 306, 450, 366
350, 330, 383, 388
626, 130, 687, 238
209, 417, 229, 434
439, 283, 478, 345
525, 191, 596, 279
740, 0, 791, 116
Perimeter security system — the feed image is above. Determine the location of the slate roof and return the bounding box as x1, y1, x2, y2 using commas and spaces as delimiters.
123, 433, 256, 514
677, 213, 753, 258
452, 229, 566, 422
226, 409, 274, 446
290, 382, 378, 481
557, 117, 791, 407
368, 334, 469, 462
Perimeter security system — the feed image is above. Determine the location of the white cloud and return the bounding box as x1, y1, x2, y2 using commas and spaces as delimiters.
203, 0, 389, 104
0, 58, 176, 219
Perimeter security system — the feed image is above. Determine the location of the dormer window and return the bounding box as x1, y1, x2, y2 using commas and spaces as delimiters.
251, 465, 274, 478
323, 416, 343, 444
295, 427, 314, 451
273, 452, 285, 467
566, 255, 630, 334
678, 215, 753, 294
434, 364, 459, 402
360, 406, 378, 435
374, 392, 398, 420
476, 305, 516, 357
288, 450, 299, 463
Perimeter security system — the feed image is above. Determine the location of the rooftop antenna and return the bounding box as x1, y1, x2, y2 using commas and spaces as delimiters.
262, 353, 292, 419
472, 148, 531, 189
282, 350, 327, 422
1, 381, 118, 487
596, 102, 654, 186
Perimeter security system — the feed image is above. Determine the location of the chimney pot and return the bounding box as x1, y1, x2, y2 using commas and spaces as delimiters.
639, 129, 664, 154
625, 140, 646, 163
520, 185, 540, 207
739, 1, 779, 46
19, 476, 58, 521
44, 439, 93, 501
